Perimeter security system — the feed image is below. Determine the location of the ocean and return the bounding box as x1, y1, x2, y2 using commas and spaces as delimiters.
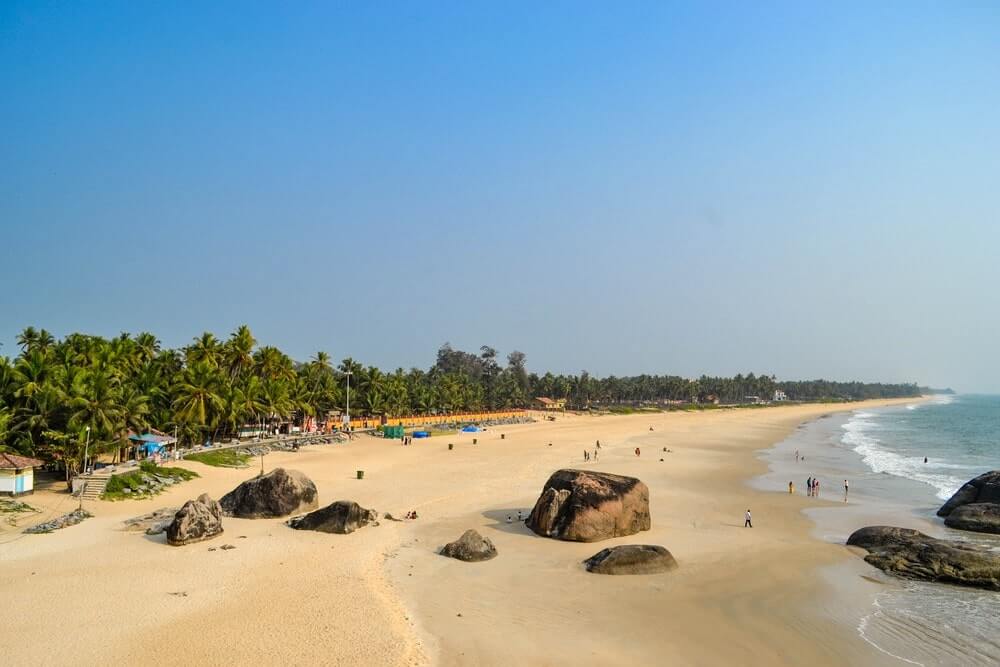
755, 394, 1000, 666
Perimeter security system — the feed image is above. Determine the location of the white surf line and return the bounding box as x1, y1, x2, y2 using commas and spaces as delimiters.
857, 596, 925, 667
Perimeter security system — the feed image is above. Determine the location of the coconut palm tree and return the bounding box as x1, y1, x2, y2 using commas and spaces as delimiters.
224, 325, 256, 381
186, 332, 222, 368
172, 362, 224, 443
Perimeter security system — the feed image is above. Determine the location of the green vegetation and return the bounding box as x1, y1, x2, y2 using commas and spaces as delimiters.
185, 449, 251, 468
0, 326, 922, 489
102, 461, 199, 500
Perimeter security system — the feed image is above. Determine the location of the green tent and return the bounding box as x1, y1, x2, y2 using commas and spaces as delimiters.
382, 424, 405, 439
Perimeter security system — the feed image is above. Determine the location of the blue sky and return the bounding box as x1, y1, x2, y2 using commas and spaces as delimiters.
2, 2, 998, 391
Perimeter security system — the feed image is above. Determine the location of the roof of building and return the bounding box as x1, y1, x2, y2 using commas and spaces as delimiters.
534, 397, 555, 404
127, 431, 177, 445
0, 453, 45, 469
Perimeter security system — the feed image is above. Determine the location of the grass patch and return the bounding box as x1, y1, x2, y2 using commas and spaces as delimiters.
184, 449, 251, 468
102, 461, 199, 500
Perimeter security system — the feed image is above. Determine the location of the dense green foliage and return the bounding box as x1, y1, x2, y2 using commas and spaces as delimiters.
103, 461, 199, 500
0, 326, 921, 482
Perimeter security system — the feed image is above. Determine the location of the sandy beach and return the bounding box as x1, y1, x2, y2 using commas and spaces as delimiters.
1, 399, 921, 666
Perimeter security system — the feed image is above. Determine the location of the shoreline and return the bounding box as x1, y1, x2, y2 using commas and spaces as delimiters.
0, 398, 922, 666
757, 396, 1000, 667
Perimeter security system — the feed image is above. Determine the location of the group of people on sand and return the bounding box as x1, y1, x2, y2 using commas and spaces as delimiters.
583, 449, 599, 462
405, 510, 419, 520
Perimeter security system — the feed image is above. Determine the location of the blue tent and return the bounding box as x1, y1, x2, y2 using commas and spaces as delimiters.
461, 425, 480, 433
412, 431, 430, 438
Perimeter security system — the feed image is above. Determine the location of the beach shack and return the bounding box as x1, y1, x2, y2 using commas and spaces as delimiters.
0, 453, 44, 496
533, 397, 566, 411
127, 430, 178, 460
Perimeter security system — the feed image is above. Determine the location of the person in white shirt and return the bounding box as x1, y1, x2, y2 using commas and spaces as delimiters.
744, 509, 752, 528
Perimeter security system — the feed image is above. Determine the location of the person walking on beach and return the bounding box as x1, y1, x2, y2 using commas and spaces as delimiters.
745, 509, 752, 528
844, 479, 849, 501
795, 449, 800, 463
596, 440, 601, 449
806, 477, 812, 496
814, 478, 820, 496
789, 481, 795, 494
635, 447, 641, 457
593, 449, 598, 462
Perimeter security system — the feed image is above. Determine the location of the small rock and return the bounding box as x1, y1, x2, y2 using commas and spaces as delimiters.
220, 544, 236, 550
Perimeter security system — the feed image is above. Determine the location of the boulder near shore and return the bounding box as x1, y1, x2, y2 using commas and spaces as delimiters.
526, 469, 650, 542
220, 468, 319, 519
846, 525, 1000, 591
440, 529, 498, 562
583, 545, 677, 575
937, 471, 1000, 534
288, 500, 378, 534
166, 494, 224, 546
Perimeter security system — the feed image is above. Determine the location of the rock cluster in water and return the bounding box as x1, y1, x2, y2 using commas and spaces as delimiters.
937, 471, 1000, 534
847, 525, 1000, 590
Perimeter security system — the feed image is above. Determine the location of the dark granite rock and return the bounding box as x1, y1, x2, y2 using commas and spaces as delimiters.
526, 469, 650, 542
220, 468, 319, 519
440, 529, 497, 562
583, 545, 677, 575
166, 494, 223, 546
944, 503, 1000, 534
846, 525, 1000, 590
288, 500, 378, 534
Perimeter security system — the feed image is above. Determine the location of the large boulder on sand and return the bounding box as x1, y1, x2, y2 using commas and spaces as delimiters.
583, 545, 677, 575
526, 469, 650, 542
220, 468, 318, 519
937, 471, 1000, 534
288, 500, 378, 534
440, 529, 498, 562
846, 526, 1000, 590
166, 494, 223, 546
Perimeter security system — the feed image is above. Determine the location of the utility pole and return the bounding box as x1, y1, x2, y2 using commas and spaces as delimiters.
345, 371, 353, 436
83, 426, 91, 476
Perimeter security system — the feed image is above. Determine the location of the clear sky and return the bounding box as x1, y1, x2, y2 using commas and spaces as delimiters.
2, 2, 998, 391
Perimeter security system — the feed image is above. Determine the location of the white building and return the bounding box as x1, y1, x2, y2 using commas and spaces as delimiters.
773, 389, 788, 402
0, 453, 44, 496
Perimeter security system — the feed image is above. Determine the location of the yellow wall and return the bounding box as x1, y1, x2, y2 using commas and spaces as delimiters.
334, 409, 527, 431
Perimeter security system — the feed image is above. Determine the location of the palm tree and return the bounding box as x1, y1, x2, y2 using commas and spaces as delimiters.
172, 362, 224, 443
187, 332, 222, 368
224, 325, 256, 380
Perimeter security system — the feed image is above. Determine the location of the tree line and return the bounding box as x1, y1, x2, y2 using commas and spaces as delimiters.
0, 326, 921, 478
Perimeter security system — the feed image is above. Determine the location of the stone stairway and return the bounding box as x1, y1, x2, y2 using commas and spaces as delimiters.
79, 472, 113, 501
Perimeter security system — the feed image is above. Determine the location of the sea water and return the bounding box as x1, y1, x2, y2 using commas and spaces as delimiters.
756, 395, 1000, 666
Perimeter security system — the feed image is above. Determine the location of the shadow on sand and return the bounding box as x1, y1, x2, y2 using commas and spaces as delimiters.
481, 508, 535, 535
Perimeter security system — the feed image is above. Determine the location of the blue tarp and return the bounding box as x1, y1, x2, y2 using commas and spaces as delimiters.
461, 425, 480, 432
138, 442, 164, 456
412, 431, 430, 438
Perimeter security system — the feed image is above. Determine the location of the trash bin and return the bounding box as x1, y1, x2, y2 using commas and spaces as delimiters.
357, 470, 364, 480
501, 433, 505, 440
473, 438, 478, 445
448, 443, 454, 450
